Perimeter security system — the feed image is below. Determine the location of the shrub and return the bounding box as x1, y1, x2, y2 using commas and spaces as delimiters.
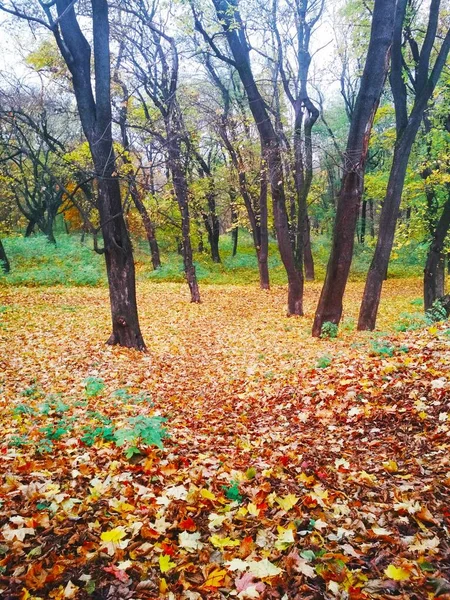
320, 322, 338, 339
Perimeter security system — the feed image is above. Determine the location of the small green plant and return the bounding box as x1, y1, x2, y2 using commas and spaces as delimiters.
320, 322, 338, 339
8, 434, 30, 448
36, 439, 54, 454
393, 312, 427, 332
370, 339, 395, 357
81, 425, 115, 447
84, 377, 105, 398
12, 403, 34, 416
341, 317, 355, 332
426, 298, 448, 323
114, 415, 168, 455
222, 480, 242, 503
316, 355, 332, 369
410, 297, 423, 307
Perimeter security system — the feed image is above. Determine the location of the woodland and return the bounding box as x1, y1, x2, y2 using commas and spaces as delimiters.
0, 0, 450, 598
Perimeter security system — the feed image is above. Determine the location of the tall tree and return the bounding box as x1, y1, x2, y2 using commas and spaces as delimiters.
271, 0, 323, 280
358, 0, 450, 330
0, 0, 146, 349
194, 0, 304, 314
311, 0, 397, 337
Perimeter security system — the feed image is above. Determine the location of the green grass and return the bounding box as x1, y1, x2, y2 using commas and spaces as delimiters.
0, 230, 428, 287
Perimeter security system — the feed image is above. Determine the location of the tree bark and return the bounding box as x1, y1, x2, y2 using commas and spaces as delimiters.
304, 216, 315, 280
312, 0, 396, 336
0, 239, 10, 273
360, 199, 367, 244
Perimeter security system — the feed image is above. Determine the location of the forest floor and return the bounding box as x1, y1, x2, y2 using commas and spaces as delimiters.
0, 279, 449, 600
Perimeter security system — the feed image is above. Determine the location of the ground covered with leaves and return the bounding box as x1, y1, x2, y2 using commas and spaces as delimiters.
0, 280, 449, 600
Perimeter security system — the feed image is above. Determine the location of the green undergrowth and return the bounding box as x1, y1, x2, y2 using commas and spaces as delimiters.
0, 230, 431, 287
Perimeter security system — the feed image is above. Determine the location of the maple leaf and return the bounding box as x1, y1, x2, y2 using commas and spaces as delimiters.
159, 553, 176, 573
179, 531, 204, 552
2, 526, 35, 541
210, 534, 240, 548
235, 572, 265, 598
384, 564, 411, 581
203, 568, 227, 589
100, 527, 129, 555
275, 494, 299, 511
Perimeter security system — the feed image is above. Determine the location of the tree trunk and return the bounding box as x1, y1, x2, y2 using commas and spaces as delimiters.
312, 0, 396, 336
258, 166, 270, 290
360, 199, 367, 244
211, 0, 301, 313
424, 190, 450, 310
53, 0, 146, 350
230, 190, 239, 257
369, 200, 375, 238
304, 216, 315, 280
168, 142, 201, 303
0, 239, 10, 273
25, 219, 36, 237
134, 197, 161, 270
358, 117, 434, 330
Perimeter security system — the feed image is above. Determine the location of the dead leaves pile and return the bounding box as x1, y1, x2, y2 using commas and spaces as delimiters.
0, 280, 449, 599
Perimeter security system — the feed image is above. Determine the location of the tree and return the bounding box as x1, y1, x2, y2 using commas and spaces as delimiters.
0, 0, 147, 349
118, 0, 201, 302
358, 0, 450, 330
194, 0, 304, 314
271, 0, 323, 280
311, 0, 397, 337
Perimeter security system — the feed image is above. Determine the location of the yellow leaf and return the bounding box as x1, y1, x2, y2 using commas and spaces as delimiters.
203, 568, 227, 588
200, 489, 216, 501
384, 564, 410, 581
275, 494, 299, 511
382, 460, 398, 473
100, 527, 127, 543
159, 578, 168, 593
209, 534, 240, 548
159, 554, 176, 573
248, 502, 259, 516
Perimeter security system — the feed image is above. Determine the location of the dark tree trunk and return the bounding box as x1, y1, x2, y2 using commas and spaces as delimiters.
168, 142, 201, 303
258, 166, 270, 290
369, 199, 375, 237
312, 0, 396, 336
304, 216, 314, 280
25, 219, 36, 237
210, 0, 301, 313
0, 239, 10, 273
358, 0, 450, 330
54, 0, 145, 350
230, 189, 239, 257
360, 199, 367, 244
115, 76, 161, 270
424, 190, 450, 310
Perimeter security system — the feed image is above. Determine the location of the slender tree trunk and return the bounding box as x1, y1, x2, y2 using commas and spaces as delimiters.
208, 0, 300, 312
360, 199, 367, 244
258, 165, 270, 290
358, 118, 429, 330
0, 239, 10, 273
168, 142, 201, 303
134, 195, 161, 270
304, 216, 314, 280
230, 189, 239, 257
312, 0, 396, 336
25, 219, 35, 237
424, 190, 450, 310
369, 199, 375, 237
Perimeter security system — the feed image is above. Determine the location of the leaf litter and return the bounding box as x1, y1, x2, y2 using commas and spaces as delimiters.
0, 280, 449, 599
